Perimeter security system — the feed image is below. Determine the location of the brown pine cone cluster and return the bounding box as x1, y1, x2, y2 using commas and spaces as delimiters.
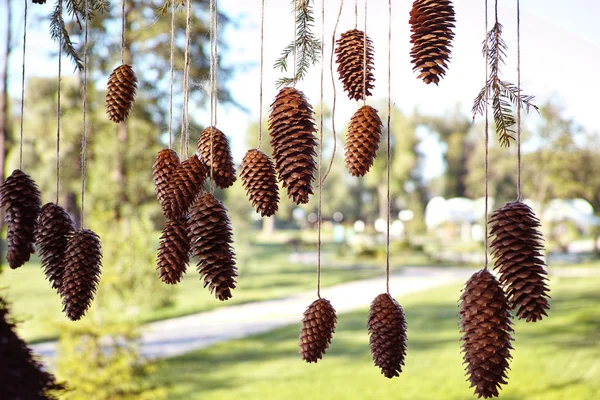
460, 269, 513, 399
106, 64, 138, 123
368, 293, 407, 379
269, 87, 317, 205
240, 149, 279, 217
345, 105, 383, 176
489, 201, 550, 322
153, 148, 181, 214
198, 126, 237, 189
409, 0, 456, 85
164, 154, 207, 220
156, 218, 190, 284
299, 298, 337, 363
335, 29, 375, 101
0, 169, 41, 269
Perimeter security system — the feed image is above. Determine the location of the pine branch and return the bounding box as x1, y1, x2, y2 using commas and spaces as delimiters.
50, 1, 84, 71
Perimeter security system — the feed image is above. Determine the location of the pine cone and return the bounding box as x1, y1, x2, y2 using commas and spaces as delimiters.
35, 203, 76, 292
268, 87, 317, 205
164, 154, 207, 219
239, 149, 279, 217
299, 297, 337, 363
61, 229, 103, 321
32, 0, 46, 4
335, 29, 375, 101
156, 218, 190, 284
198, 126, 237, 189
0, 169, 41, 269
153, 148, 181, 214
367, 293, 407, 378
106, 64, 138, 123
409, 0, 456, 85
489, 201, 550, 322
460, 269, 513, 398
188, 193, 237, 301
345, 105, 383, 176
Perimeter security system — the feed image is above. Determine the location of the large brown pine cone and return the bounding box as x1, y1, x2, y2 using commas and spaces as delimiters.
460, 269, 513, 398
35, 203, 76, 292
239, 149, 279, 217
61, 229, 103, 321
409, 0, 456, 85
489, 201, 550, 322
156, 218, 190, 284
299, 298, 337, 363
335, 29, 375, 101
367, 293, 407, 378
188, 193, 237, 301
345, 105, 383, 176
106, 64, 138, 123
268, 87, 317, 205
0, 169, 41, 269
198, 126, 237, 189
164, 154, 207, 220
153, 148, 181, 214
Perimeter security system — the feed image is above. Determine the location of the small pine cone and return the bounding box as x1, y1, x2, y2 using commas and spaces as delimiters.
61, 229, 103, 321
489, 201, 550, 322
335, 29, 375, 101
164, 154, 207, 219
367, 293, 407, 379
460, 269, 513, 398
345, 105, 383, 176
106, 64, 138, 123
0, 169, 41, 269
153, 148, 181, 214
239, 149, 279, 217
409, 0, 456, 85
188, 193, 237, 301
299, 298, 337, 363
156, 218, 190, 284
198, 126, 237, 189
35, 203, 76, 292
268, 87, 317, 205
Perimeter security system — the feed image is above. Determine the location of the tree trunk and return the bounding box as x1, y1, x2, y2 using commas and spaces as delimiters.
0, 0, 12, 269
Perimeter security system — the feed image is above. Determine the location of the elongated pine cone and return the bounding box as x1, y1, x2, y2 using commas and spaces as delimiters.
335, 29, 375, 101
188, 193, 237, 301
489, 201, 550, 322
239, 149, 279, 217
368, 293, 407, 378
345, 105, 383, 176
269, 87, 317, 205
157, 218, 190, 284
299, 298, 337, 363
153, 148, 181, 214
106, 64, 138, 123
0, 169, 41, 269
164, 154, 207, 219
61, 229, 102, 321
409, 0, 456, 85
460, 269, 513, 398
35, 203, 76, 292
198, 126, 237, 189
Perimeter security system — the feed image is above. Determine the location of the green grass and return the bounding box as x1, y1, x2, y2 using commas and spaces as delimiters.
153, 274, 600, 400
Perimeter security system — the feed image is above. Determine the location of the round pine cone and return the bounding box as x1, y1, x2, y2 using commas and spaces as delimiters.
106, 64, 138, 123
268, 87, 317, 205
153, 148, 181, 214
335, 29, 375, 101
0, 169, 41, 269
239, 149, 279, 217
299, 298, 337, 363
156, 218, 190, 285
164, 154, 207, 220
61, 229, 103, 321
409, 0, 456, 85
188, 193, 237, 301
345, 105, 383, 176
489, 201, 550, 322
460, 269, 513, 399
367, 293, 407, 379
198, 126, 237, 189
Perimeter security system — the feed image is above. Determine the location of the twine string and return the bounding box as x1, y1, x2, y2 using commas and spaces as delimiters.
208, 0, 216, 193
181, 0, 192, 158
56, 0, 63, 204
121, 0, 125, 64
258, 0, 265, 149
19, 1, 28, 170
81, 0, 90, 229
362, 0, 367, 106
484, 0, 490, 269
385, 0, 391, 294
293, 0, 297, 80
168, 0, 175, 149
354, 0, 357, 29
516, 0, 522, 201
316, 0, 325, 299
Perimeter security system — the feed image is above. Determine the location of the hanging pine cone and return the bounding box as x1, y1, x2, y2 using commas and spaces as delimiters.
106, 64, 138, 123
335, 29, 375, 101
188, 193, 237, 301
156, 218, 190, 284
489, 201, 550, 322
460, 269, 513, 398
268, 87, 317, 205
345, 105, 383, 176
35, 203, 76, 293
239, 149, 279, 217
0, 169, 41, 269
153, 148, 181, 214
367, 293, 407, 379
409, 0, 456, 85
164, 154, 207, 220
61, 229, 102, 321
197, 126, 237, 189
299, 297, 337, 363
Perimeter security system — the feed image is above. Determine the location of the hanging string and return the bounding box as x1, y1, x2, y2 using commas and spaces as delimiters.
316, 0, 325, 299
208, 0, 215, 192
257, 0, 265, 149
354, 0, 357, 29
19, 1, 28, 170
121, 0, 126, 64
81, 0, 90, 229
362, 0, 367, 106
56, 0, 63, 204
181, 0, 192, 158
516, 0, 522, 201
212, 0, 219, 127
385, 0, 391, 294
293, 0, 297, 79
168, 0, 175, 149
483, 0, 490, 270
